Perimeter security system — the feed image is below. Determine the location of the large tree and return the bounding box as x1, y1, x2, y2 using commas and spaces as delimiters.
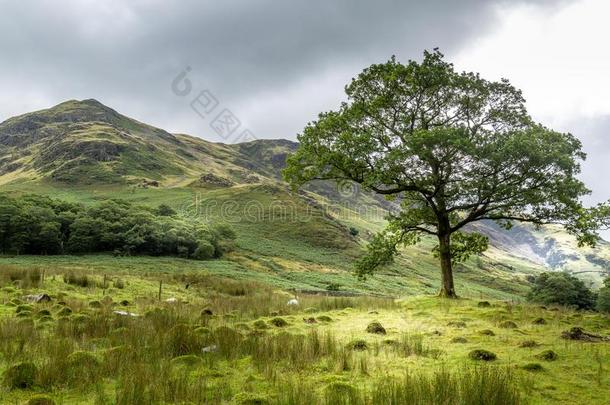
284, 50, 607, 298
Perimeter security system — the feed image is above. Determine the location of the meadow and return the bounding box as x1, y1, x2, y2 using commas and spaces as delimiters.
0, 263, 607, 404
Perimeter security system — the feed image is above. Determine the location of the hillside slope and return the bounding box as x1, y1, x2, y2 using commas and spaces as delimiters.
0, 99, 297, 187
1, 99, 608, 296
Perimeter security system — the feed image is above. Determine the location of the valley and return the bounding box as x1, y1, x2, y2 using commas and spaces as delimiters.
0, 100, 608, 404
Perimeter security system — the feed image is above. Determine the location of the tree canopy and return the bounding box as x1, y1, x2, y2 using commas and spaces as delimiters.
284, 49, 608, 297
527, 272, 596, 310
0, 194, 235, 259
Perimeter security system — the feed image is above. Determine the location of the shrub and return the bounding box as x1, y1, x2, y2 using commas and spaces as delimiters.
193, 240, 215, 260
326, 282, 342, 291
477, 301, 491, 308
536, 350, 558, 361
499, 321, 518, 329
156, 204, 176, 216
57, 307, 73, 316
270, 317, 288, 327
521, 363, 544, 372
3, 362, 37, 389
596, 277, 610, 313
366, 321, 386, 335
519, 340, 539, 348
253, 320, 268, 329
35, 309, 52, 318
66, 351, 100, 383
15, 304, 34, 314
527, 272, 596, 310
347, 339, 368, 351
324, 381, 361, 404
349, 227, 359, 236
468, 349, 497, 361
89, 300, 102, 308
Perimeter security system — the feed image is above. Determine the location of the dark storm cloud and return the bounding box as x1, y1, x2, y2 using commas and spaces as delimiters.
0, 0, 570, 141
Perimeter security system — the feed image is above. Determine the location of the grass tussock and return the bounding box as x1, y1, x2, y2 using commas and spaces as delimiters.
0, 266, 605, 404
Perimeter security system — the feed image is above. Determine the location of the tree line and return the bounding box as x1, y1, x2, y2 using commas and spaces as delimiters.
0, 194, 235, 260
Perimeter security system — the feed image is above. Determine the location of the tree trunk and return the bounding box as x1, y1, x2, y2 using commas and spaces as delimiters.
437, 232, 457, 298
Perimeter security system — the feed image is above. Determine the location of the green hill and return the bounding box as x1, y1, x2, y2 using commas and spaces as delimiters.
1, 99, 608, 298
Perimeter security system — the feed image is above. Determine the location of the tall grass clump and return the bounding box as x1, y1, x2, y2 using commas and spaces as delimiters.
391, 333, 442, 359
0, 265, 43, 289
370, 366, 521, 405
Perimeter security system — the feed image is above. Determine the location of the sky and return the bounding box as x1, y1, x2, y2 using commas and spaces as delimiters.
0, 0, 608, 235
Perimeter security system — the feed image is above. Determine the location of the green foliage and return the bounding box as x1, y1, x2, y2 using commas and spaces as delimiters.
536, 350, 558, 361
468, 349, 497, 361
532, 317, 546, 325
347, 339, 368, 351
527, 272, 596, 310
323, 381, 361, 404
3, 362, 37, 389
269, 317, 288, 327
596, 277, 610, 313
27, 395, 56, 405
365, 321, 386, 335
355, 230, 417, 278
432, 231, 489, 265
499, 321, 518, 329
156, 204, 176, 217
0, 194, 235, 260
369, 366, 520, 405
521, 363, 544, 372
66, 351, 100, 383
233, 392, 270, 405
284, 49, 603, 296
193, 240, 215, 260
519, 340, 539, 348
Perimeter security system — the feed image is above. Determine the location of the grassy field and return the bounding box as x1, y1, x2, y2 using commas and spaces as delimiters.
1, 174, 608, 404
0, 264, 608, 404
0, 178, 544, 300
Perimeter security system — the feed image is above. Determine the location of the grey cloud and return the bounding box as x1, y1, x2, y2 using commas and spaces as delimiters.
559, 116, 610, 202
0, 0, 571, 141
556, 116, 610, 239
